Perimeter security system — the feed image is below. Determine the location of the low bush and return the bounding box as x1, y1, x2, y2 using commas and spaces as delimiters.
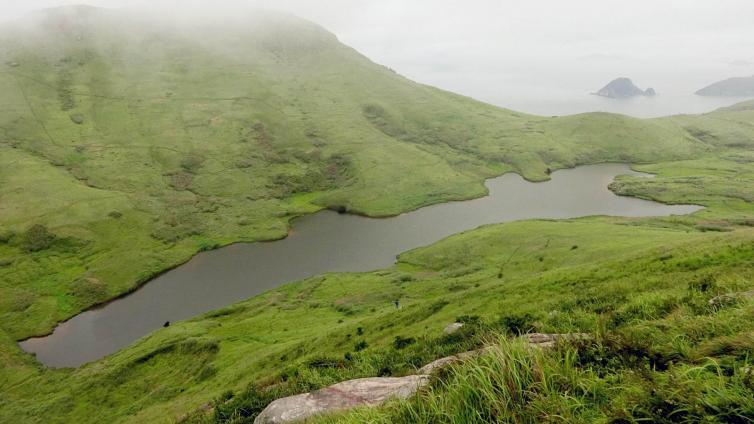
498, 312, 537, 335
21, 224, 55, 252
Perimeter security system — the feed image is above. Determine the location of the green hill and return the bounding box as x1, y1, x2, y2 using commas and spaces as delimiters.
1, 6, 754, 423
0, 5, 718, 343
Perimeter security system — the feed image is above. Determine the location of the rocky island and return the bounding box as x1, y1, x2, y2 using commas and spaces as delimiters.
696, 75, 754, 96
593, 77, 656, 98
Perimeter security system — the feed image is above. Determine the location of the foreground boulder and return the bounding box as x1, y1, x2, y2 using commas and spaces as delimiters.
254, 333, 589, 423
254, 375, 429, 424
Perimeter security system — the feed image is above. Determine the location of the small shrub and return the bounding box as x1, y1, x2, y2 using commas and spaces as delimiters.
22, 224, 55, 252
0, 229, 15, 243
687, 274, 716, 293
456, 315, 481, 325
498, 312, 536, 335
393, 274, 415, 283
213, 385, 278, 423
334, 304, 356, 316
332, 205, 348, 214
429, 300, 450, 315
306, 357, 345, 369
354, 341, 368, 352
197, 240, 220, 252
447, 283, 468, 292
658, 252, 673, 261
69, 277, 108, 302
197, 364, 217, 381
10, 290, 34, 312
170, 172, 194, 191
696, 224, 732, 232
218, 390, 233, 403
393, 336, 416, 350
181, 153, 205, 173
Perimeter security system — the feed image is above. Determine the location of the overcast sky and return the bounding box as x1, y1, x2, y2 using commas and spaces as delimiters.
3, 1, 754, 116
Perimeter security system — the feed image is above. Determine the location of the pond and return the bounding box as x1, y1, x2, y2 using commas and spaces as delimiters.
20, 164, 702, 367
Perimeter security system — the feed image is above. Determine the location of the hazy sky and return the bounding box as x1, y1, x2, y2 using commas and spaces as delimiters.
3, 1, 754, 116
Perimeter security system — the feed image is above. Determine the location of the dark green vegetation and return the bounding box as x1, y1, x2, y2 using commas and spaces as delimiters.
1, 5, 754, 424
696, 75, 754, 97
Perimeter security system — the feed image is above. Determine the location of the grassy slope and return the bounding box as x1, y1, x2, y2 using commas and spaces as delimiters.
0, 6, 719, 342
0, 5, 753, 424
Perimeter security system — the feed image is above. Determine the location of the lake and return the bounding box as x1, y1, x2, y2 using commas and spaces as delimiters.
20, 164, 702, 367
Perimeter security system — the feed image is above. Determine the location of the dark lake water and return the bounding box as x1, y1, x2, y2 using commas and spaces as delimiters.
20, 164, 702, 368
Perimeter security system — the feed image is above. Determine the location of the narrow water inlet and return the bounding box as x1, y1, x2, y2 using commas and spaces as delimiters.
20, 164, 702, 368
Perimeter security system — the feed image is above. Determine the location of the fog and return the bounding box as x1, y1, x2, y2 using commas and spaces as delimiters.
3, 0, 754, 116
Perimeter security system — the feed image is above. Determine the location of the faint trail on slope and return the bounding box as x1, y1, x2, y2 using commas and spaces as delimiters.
10, 73, 58, 147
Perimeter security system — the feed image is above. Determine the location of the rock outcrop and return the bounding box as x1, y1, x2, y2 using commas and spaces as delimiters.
254, 333, 589, 423
443, 322, 464, 334
708, 290, 754, 307
418, 346, 491, 375
524, 332, 590, 348
593, 77, 656, 98
254, 375, 429, 424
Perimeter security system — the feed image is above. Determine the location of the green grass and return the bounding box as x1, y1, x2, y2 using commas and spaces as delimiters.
1, 5, 754, 424
2, 5, 752, 343
3, 220, 754, 423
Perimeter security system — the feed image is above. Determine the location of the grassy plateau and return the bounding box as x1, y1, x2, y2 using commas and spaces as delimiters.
1, 5, 754, 424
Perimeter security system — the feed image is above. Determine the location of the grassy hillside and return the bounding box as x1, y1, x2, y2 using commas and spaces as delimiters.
0, 5, 724, 342
4, 218, 754, 423
1, 5, 754, 424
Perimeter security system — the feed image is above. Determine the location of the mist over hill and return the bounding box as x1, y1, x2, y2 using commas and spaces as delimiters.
2, 5, 754, 424
696, 75, 754, 97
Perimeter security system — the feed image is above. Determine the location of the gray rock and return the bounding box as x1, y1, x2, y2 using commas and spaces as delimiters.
417, 346, 493, 375
708, 290, 754, 307
254, 333, 590, 423
524, 332, 590, 349
254, 375, 429, 424
70, 114, 85, 125
443, 322, 464, 334
419, 354, 463, 375
418, 333, 586, 375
